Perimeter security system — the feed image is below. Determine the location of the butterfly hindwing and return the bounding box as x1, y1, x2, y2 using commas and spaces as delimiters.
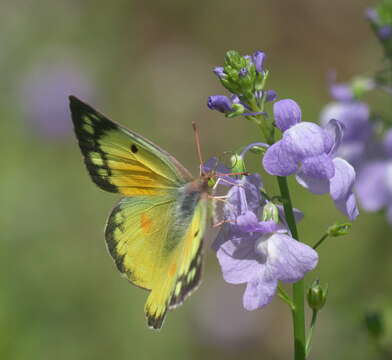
70, 96, 192, 196
144, 197, 207, 329
106, 191, 207, 329
105, 194, 177, 290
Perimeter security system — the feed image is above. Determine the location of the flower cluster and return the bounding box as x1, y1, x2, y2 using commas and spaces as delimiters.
206, 49, 358, 312
207, 50, 276, 118
212, 173, 318, 310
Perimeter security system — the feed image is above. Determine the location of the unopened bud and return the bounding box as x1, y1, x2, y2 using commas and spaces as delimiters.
307, 280, 328, 311
230, 154, 246, 173
262, 202, 279, 223
327, 223, 351, 237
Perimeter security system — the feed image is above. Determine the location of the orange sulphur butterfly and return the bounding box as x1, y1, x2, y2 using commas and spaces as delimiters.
69, 96, 211, 329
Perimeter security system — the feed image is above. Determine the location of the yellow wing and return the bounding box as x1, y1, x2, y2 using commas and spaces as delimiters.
69, 96, 193, 196
106, 194, 208, 329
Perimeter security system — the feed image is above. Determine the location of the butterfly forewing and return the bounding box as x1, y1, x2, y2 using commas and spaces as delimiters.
70, 96, 192, 196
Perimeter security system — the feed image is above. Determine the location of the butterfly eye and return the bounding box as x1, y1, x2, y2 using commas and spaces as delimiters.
131, 144, 138, 153
194, 230, 199, 237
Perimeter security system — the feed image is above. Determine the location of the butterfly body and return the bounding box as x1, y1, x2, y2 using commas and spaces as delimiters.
69, 96, 211, 329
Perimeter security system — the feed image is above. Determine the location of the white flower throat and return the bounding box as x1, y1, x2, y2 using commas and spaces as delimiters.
254, 233, 271, 263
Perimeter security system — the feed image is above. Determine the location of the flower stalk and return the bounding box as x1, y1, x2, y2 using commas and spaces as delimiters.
277, 176, 306, 360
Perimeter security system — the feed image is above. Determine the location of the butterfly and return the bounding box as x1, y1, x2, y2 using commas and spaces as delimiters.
69, 96, 214, 329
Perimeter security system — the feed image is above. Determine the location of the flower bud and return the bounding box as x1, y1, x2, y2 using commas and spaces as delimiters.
230, 154, 246, 173
213, 66, 226, 79
224, 50, 246, 70
252, 51, 266, 73
265, 90, 278, 102
307, 280, 328, 311
327, 223, 351, 237
207, 95, 233, 113
262, 202, 279, 223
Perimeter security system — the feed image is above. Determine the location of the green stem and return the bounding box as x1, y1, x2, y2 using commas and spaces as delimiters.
312, 234, 329, 250
305, 310, 318, 357
276, 176, 306, 360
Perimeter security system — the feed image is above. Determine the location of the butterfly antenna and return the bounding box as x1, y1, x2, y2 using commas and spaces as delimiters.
192, 122, 204, 175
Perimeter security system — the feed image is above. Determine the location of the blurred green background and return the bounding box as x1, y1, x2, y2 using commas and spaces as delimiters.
2, 1, 391, 359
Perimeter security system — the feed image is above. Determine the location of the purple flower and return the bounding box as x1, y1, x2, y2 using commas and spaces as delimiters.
319, 101, 372, 166
19, 60, 94, 139
207, 95, 234, 113
213, 174, 318, 310
263, 99, 359, 220
356, 130, 392, 223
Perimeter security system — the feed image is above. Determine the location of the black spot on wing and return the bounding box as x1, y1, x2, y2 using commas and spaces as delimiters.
169, 241, 203, 308
131, 144, 138, 153
69, 96, 118, 193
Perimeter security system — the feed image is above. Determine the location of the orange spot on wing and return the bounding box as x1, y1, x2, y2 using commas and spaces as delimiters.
140, 213, 153, 234
168, 263, 177, 277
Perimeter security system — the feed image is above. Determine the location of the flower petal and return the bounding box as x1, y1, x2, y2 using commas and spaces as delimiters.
213, 229, 260, 284
273, 99, 301, 132
334, 192, 359, 221
324, 119, 344, 156
319, 102, 370, 143
268, 233, 319, 283
263, 141, 299, 176
243, 274, 278, 310
330, 158, 356, 202
295, 173, 330, 195
236, 211, 260, 232
356, 161, 388, 211
281, 122, 331, 159
224, 174, 263, 220
300, 154, 335, 179
253, 220, 280, 234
